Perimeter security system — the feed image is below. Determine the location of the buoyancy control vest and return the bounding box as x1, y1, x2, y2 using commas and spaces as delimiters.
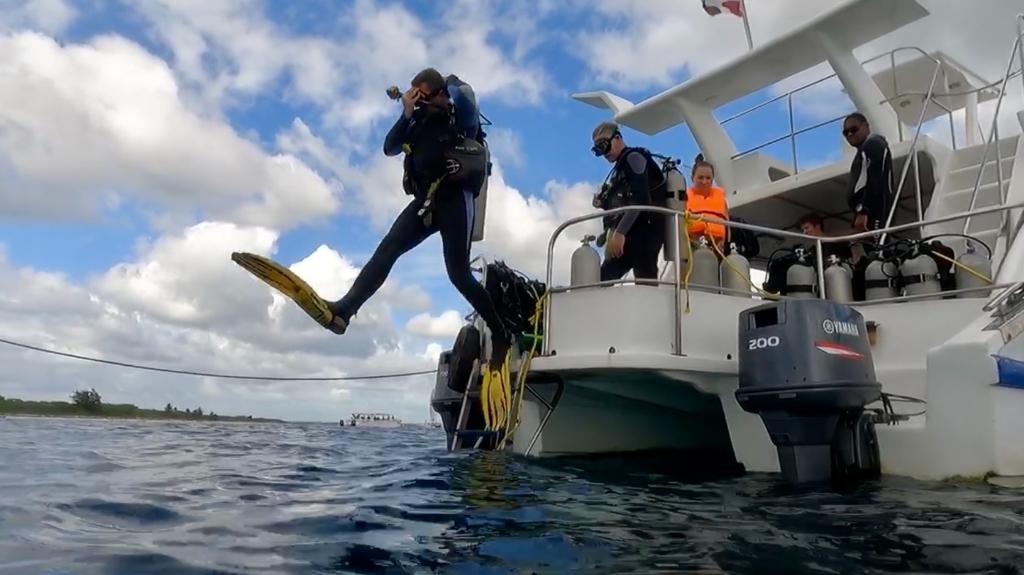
596, 147, 667, 230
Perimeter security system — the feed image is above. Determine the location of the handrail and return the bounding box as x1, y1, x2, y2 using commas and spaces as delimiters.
723, 47, 955, 174
543, 199, 1024, 355
879, 56, 945, 243
983, 281, 1024, 313
962, 18, 1023, 235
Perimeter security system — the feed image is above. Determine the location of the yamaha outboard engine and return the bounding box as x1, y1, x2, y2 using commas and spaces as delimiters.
431, 349, 464, 448
736, 299, 882, 484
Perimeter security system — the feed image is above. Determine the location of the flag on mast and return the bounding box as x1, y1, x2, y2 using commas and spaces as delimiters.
701, 0, 754, 51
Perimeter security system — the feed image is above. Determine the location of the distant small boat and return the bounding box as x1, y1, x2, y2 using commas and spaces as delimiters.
347, 413, 401, 428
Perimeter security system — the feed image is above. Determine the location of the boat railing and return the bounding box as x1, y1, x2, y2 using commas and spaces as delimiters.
544, 199, 1024, 356
880, 51, 946, 240
962, 14, 1024, 237
722, 47, 959, 170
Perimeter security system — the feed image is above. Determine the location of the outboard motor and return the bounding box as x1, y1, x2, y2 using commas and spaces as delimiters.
956, 240, 993, 298
785, 247, 817, 298
824, 255, 853, 303
736, 299, 882, 484
662, 157, 687, 264
570, 235, 600, 287
721, 242, 751, 297
864, 256, 898, 301
691, 236, 720, 292
900, 244, 941, 299
431, 349, 464, 448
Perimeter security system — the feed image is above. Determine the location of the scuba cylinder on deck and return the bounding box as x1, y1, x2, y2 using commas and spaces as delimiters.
570, 234, 601, 287
900, 244, 941, 299
864, 254, 898, 301
721, 242, 751, 297
785, 247, 817, 299
824, 255, 853, 303
691, 236, 721, 291
955, 240, 993, 298
662, 157, 688, 264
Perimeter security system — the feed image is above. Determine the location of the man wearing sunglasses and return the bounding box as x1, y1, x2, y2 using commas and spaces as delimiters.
590, 121, 666, 283
328, 68, 512, 364
843, 112, 894, 232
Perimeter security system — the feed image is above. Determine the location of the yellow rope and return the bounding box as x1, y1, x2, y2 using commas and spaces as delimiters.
931, 250, 993, 285
682, 212, 695, 314
708, 236, 781, 300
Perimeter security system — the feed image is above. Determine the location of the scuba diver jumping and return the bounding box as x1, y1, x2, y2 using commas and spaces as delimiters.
232, 68, 512, 365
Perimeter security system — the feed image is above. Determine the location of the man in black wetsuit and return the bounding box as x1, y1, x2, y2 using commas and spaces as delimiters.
328, 68, 511, 359
843, 112, 895, 232
590, 122, 666, 282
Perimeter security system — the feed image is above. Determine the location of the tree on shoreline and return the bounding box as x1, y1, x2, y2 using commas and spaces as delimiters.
71, 388, 102, 413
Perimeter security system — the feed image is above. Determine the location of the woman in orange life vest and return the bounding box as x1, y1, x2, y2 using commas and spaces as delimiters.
686, 157, 729, 253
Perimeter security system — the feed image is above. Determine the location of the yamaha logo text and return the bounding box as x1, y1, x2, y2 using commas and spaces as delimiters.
822, 319, 859, 336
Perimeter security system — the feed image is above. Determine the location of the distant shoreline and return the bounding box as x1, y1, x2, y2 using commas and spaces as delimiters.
0, 413, 283, 423
0, 397, 282, 423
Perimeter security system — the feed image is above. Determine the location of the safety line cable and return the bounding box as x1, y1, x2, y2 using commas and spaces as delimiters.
0, 336, 437, 382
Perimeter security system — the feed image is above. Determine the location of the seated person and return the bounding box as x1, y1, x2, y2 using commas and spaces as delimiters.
798, 213, 854, 263
686, 157, 729, 252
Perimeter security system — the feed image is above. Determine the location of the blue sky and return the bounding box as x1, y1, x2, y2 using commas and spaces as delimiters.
0, 0, 1020, 422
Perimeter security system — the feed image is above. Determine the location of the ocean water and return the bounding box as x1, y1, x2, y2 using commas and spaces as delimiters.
2, 418, 1024, 574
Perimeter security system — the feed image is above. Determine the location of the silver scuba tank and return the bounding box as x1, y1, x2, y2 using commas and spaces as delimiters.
785, 247, 816, 299
570, 235, 601, 287
864, 257, 898, 301
662, 158, 687, 263
955, 240, 993, 298
691, 236, 721, 291
900, 247, 941, 299
720, 242, 751, 297
823, 255, 853, 303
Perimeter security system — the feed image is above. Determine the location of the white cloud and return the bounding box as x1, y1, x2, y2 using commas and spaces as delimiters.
128, 0, 550, 136
475, 171, 603, 283
0, 222, 445, 423
406, 310, 464, 338
0, 0, 76, 35
486, 128, 527, 168
0, 32, 339, 229
572, 0, 843, 91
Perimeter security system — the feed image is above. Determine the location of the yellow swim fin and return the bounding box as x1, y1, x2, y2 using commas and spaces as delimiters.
231, 252, 347, 334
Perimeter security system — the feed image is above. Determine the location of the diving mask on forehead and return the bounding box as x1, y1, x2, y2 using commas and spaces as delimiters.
591, 131, 620, 156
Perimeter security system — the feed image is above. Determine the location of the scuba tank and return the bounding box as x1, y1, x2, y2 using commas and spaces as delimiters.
691, 236, 720, 292
720, 242, 751, 297
570, 235, 601, 287
955, 240, 993, 298
864, 255, 898, 301
824, 255, 853, 303
785, 247, 817, 299
900, 244, 941, 299
661, 157, 687, 264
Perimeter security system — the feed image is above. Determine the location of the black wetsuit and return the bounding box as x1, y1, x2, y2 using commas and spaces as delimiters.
599, 148, 665, 282
847, 133, 894, 231
330, 106, 510, 344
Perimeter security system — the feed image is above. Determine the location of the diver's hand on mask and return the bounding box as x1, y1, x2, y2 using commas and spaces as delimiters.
402, 88, 422, 118
592, 193, 603, 209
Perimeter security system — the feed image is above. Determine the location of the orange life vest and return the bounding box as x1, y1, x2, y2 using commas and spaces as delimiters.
686, 186, 729, 241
